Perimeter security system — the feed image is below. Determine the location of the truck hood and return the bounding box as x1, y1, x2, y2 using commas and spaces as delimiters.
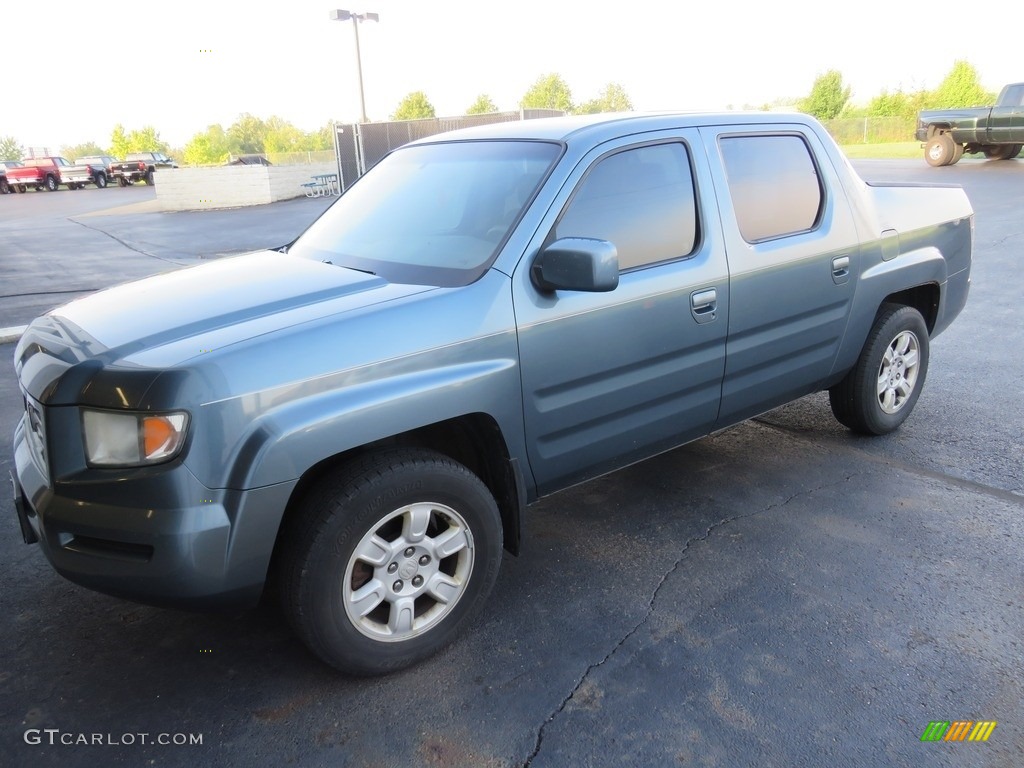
15, 250, 434, 404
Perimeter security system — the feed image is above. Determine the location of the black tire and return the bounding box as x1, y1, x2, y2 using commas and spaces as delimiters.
925, 134, 955, 166
17, 184, 27, 193
144, 169, 155, 185
279, 448, 503, 675
983, 145, 1015, 160
0, 178, 8, 194
95, 172, 107, 188
69, 183, 79, 190
1007, 144, 1022, 160
829, 304, 930, 435
44, 175, 58, 192
117, 176, 128, 187
950, 141, 964, 165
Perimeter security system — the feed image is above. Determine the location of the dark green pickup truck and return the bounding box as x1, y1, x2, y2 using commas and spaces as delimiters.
916, 82, 1024, 166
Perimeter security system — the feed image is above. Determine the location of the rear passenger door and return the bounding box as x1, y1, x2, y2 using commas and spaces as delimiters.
698, 125, 861, 428
513, 131, 729, 495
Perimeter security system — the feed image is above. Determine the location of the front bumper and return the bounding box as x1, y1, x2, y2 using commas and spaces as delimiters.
13, 410, 296, 610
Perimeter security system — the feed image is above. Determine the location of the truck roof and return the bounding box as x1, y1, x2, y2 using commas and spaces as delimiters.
407, 111, 819, 146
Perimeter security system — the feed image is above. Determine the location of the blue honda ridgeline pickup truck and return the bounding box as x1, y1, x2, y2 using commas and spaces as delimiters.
13, 113, 972, 674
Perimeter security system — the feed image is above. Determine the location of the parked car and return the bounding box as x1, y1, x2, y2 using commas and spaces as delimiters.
916, 82, 1024, 166
3, 157, 75, 192
12, 112, 973, 675
72, 155, 119, 188
111, 151, 177, 186
1, 160, 24, 193
55, 157, 116, 190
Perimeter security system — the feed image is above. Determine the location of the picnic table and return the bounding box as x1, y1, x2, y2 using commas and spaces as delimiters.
301, 173, 340, 197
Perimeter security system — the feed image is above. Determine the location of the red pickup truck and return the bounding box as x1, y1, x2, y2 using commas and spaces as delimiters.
5, 157, 73, 192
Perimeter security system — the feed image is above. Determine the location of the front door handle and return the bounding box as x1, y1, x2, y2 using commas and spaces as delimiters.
690, 288, 717, 324
831, 255, 850, 285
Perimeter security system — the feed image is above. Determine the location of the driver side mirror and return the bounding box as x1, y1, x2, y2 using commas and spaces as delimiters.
531, 238, 619, 293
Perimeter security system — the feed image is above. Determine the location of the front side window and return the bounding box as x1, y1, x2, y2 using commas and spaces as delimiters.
552, 142, 698, 270
720, 134, 823, 243
291, 140, 561, 286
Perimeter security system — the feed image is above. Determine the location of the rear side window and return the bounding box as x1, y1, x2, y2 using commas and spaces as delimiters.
720, 135, 823, 243
553, 142, 698, 270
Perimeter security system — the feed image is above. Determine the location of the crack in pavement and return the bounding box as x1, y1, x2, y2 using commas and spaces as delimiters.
521, 472, 859, 767
69, 218, 191, 266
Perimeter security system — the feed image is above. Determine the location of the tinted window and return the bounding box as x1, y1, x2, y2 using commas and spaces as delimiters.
720, 135, 823, 243
553, 143, 697, 269
290, 140, 560, 286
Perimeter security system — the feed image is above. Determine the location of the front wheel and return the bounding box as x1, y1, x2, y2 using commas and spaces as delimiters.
117, 176, 128, 187
1006, 144, 1022, 160
0, 178, 8, 194
829, 305, 930, 435
280, 449, 503, 675
144, 169, 155, 185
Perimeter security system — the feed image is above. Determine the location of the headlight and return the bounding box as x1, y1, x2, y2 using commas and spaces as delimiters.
82, 409, 190, 467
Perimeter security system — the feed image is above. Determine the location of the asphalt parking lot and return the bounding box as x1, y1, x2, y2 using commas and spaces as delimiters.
1, 161, 1022, 767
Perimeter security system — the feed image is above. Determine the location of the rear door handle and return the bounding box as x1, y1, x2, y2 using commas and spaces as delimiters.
831, 255, 850, 284
690, 288, 717, 324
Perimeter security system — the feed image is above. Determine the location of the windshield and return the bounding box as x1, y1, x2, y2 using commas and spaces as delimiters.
290, 140, 561, 286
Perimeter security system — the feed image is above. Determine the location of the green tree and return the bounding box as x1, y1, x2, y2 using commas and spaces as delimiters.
109, 124, 131, 158
929, 60, 994, 108
306, 122, 336, 151
520, 73, 573, 113
866, 90, 913, 118
264, 116, 305, 153
392, 91, 436, 120
466, 94, 498, 115
126, 126, 169, 154
0, 135, 23, 160
228, 113, 269, 154
182, 124, 231, 166
578, 83, 633, 114
61, 142, 106, 161
798, 70, 851, 121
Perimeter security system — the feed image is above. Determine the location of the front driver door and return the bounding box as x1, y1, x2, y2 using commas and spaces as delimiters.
513, 132, 729, 495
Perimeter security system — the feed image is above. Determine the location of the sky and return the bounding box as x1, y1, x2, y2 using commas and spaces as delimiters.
5, 0, 1020, 153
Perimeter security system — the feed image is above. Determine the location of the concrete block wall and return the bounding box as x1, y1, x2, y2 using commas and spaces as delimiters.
156, 162, 338, 211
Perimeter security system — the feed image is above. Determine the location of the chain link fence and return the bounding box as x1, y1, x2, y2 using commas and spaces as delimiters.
263, 150, 336, 165
821, 117, 917, 144
334, 109, 563, 190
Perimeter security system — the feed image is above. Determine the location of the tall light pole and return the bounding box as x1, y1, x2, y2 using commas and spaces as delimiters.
329, 9, 379, 124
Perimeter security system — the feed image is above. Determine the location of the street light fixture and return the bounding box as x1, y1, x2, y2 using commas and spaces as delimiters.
329, 9, 379, 124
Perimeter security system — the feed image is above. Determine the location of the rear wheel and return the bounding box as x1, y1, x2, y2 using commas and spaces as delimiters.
280, 449, 503, 675
117, 176, 128, 187
0, 178, 8, 194
95, 172, 108, 188
829, 305, 930, 435
950, 141, 964, 165
44, 175, 58, 192
1007, 144, 1022, 160
925, 134, 955, 166
983, 145, 1016, 160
